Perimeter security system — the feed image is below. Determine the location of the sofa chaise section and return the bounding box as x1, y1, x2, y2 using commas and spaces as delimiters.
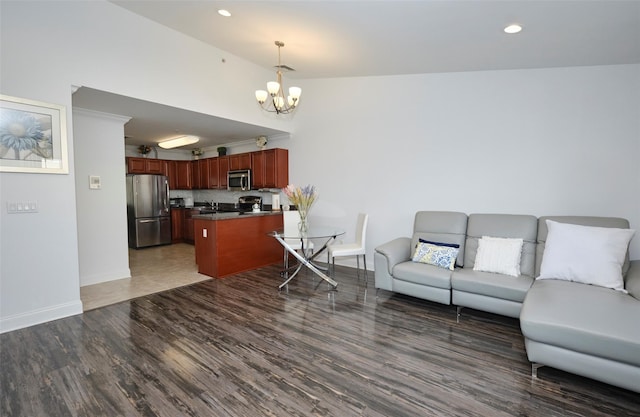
520, 216, 640, 393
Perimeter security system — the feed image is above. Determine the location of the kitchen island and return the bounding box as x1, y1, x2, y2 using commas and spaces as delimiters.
193, 212, 284, 278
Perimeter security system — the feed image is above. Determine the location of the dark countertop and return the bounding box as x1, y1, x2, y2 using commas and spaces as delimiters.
193, 211, 282, 220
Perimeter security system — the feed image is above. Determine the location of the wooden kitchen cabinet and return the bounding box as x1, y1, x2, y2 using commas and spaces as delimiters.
251, 152, 266, 188
171, 208, 184, 243
229, 153, 251, 170
218, 156, 229, 189
191, 160, 202, 189
146, 158, 166, 174
126, 149, 287, 191
207, 158, 220, 189
127, 157, 166, 174
251, 148, 289, 189
194, 158, 218, 189
183, 209, 195, 244
127, 157, 146, 173
166, 160, 177, 189
174, 160, 192, 189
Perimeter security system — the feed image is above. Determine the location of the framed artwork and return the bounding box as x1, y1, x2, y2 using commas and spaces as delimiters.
0, 94, 68, 174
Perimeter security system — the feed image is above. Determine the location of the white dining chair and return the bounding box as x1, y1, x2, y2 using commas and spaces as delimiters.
283, 210, 314, 270
328, 213, 368, 282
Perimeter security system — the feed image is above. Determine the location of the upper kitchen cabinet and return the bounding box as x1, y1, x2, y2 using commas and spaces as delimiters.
218, 156, 229, 189
229, 153, 251, 171
174, 160, 193, 190
166, 160, 176, 189
208, 158, 220, 189
126, 148, 287, 190
251, 149, 289, 189
193, 158, 219, 189
127, 157, 166, 174
191, 159, 203, 189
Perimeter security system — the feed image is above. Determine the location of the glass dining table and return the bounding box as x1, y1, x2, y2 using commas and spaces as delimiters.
269, 226, 345, 290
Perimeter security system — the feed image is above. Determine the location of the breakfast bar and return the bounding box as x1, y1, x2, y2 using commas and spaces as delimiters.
194, 212, 283, 278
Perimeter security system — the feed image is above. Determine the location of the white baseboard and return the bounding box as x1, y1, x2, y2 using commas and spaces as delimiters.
0, 300, 83, 334
330, 257, 374, 272
80, 268, 131, 287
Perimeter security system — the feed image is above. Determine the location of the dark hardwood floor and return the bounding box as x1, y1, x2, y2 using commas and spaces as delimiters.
2, 264, 638, 416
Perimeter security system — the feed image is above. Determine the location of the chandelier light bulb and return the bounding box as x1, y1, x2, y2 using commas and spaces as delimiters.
267, 81, 280, 96
255, 90, 268, 104
289, 86, 301, 100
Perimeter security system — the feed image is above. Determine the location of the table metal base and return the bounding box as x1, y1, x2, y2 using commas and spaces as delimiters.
274, 234, 338, 290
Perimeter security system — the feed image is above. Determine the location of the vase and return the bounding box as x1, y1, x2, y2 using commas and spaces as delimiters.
298, 211, 309, 235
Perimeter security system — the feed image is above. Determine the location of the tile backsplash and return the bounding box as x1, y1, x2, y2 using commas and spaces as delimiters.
170, 189, 284, 208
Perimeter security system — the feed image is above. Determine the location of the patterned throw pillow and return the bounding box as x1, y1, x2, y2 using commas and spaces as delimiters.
412, 242, 459, 270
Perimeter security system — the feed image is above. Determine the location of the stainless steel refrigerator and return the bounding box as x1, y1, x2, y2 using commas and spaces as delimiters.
126, 174, 171, 248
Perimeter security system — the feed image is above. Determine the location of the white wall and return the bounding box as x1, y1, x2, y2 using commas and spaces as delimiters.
292, 65, 640, 265
0, 0, 291, 332
73, 109, 131, 286
1, 1, 638, 332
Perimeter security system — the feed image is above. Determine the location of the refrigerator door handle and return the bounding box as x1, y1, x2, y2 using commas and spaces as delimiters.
138, 219, 157, 223
164, 180, 170, 213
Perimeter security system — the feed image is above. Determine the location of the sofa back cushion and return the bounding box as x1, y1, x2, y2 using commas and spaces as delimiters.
412, 211, 468, 267
536, 216, 631, 277
464, 213, 538, 277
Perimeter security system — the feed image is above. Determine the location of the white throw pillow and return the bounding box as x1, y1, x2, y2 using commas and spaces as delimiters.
537, 220, 635, 292
473, 236, 524, 277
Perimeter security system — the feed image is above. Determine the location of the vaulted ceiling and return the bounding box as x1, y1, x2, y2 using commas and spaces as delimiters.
76, 1, 640, 150
111, 0, 640, 78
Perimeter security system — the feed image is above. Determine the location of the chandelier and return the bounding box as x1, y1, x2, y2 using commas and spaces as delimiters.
255, 41, 302, 114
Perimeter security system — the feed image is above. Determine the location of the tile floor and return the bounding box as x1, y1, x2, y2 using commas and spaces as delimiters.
80, 243, 209, 311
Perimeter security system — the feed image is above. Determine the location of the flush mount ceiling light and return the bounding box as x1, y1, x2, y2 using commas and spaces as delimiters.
504, 24, 523, 34
158, 135, 200, 149
218, 9, 231, 17
255, 41, 302, 114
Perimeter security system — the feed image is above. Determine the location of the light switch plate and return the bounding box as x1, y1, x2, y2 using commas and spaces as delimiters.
7, 201, 38, 213
89, 175, 101, 189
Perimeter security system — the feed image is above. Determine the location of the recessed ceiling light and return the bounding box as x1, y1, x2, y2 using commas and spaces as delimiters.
504, 24, 523, 34
218, 9, 231, 17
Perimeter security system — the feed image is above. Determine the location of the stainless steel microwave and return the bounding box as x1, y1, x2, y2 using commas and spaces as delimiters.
227, 169, 251, 191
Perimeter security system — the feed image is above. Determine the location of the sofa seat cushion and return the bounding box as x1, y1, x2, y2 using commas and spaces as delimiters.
520, 279, 640, 367
452, 269, 533, 302
393, 261, 452, 289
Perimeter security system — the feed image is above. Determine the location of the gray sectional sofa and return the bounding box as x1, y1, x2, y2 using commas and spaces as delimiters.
374, 211, 640, 393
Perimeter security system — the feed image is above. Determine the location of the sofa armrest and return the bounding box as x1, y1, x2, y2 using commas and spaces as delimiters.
624, 260, 640, 300
375, 237, 412, 275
